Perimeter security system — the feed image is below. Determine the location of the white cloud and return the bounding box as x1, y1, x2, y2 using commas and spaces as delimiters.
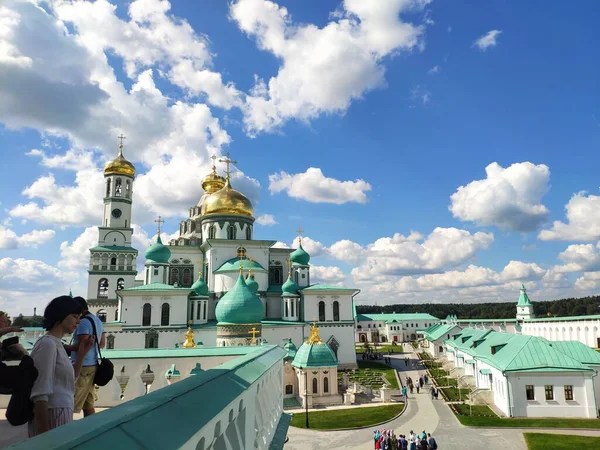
410, 85, 431, 106
0, 225, 55, 249
256, 214, 278, 226
58, 226, 98, 270
556, 242, 600, 273
272, 241, 290, 249
427, 65, 440, 75
269, 167, 371, 204
311, 265, 347, 284
329, 239, 366, 264
352, 227, 494, 280
291, 236, 328, 257
473, 29, 502, 51
449, 162, 550, 232
230, 0, 428, 135
539, 192, 600, 241
574, 272, 600, 291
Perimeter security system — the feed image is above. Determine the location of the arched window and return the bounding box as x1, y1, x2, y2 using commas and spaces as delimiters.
142, 303, 151, 326
107, 334, 115, 349
318, 301, 325, 322
182, 268, 192, 287
145, 329, 158, 348
324, 377, 329, 393
110, 257, 117, 267
208, 225, 216, 239
269, 261, 283, 285
106, 179, 111, 197
227, 225, 236, 240
125, 180, 130, 198
115, 178, 122, 197
312, 378, 318, 394
170, 268, 179, 285
161, 303, 170, 326
98, 278, 109, 298
97, 309, 107, 323
117, 278, 125, 290
246, 226, 251, 240
333, 301, 340, 321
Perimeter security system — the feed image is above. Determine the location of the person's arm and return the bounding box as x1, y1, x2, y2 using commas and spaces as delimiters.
99, 332, 106, 349
30, 338, 56, 435
0, 326, 23, 337
73, 334, 92, 379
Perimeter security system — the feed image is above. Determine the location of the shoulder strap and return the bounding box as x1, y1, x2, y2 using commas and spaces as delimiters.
84, 316, 102, 360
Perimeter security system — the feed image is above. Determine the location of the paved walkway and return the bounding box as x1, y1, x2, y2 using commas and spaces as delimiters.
285, 347, 528, 450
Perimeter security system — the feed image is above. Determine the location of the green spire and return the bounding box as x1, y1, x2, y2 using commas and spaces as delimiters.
282, 273, 299, 296
69, 289, 73, 298
191, 272, 209, 296
517, 284, 532, 306
290, 240, 310, 266
145, 234, 171, 264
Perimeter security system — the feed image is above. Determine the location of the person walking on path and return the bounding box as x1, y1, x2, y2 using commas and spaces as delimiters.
430, 386, 435, 400
404, 356, 409, 366
416, 385, 420, 394
399, 435, 408, 450
401, 385, 407, 400
427, 433, 438, 450
424, 375, 428, 384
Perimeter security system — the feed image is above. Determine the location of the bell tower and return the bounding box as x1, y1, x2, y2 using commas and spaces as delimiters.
86, 135, 138, 321
516, 284, 535, 321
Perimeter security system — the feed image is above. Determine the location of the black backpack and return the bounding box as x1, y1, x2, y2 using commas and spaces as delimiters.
5, 355, 38, 426
83, 316, 114, 386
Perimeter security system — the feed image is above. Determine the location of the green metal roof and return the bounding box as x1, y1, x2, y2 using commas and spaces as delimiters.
480, 369, 492, 374
283, 338, 297, 362
548, 341, 600, 366
215, 274, 264, 324
191, 274, 209, 296
424, 323, 459, 341
282, 274, 299, 296
267, 284, 282, 293
89, 245, 138, 253
214, 256, 266, 273
456, 318, 517, 323
292, 340, 338, 368
517, 284, 533, 306
121, 283, 192, 292
246, 274, 259, 293
11, 345, 286, 450
102, 346, 253, 359
290, 242, 310, 265
525, 314, 600, 322
301, 284, 358, 292
465, 360, 475, 364
144, 235, 171, 264
356, 313, 439, 322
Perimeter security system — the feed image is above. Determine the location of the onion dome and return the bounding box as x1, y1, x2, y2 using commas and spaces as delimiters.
191, 273, 209, 296
203, 177, 253, 218
215, 273, 263, 324
290, 241, 310, 265
104, 140, 135, 178
201, 166, 226, 195
282, 274, 299, 296
144, 235, 171, 264
246, 274, 259, 293
291, 323, 338, 368
283, 338, 297, 362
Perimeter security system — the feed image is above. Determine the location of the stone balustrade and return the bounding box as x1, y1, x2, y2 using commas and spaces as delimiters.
6, 344, 290, 450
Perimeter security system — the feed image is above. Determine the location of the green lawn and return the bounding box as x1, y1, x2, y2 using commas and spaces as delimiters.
290, 404, 405, 430
358, 360, 399, 389
341, 361, 399, 389
440, 387, 472, 402
525, 433, 600, 449
454, 403, 600, 428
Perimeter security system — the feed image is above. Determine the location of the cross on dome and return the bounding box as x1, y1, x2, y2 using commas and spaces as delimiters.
154, 215, 165, 235
219, 152, 237, 180
117, 134, 126, 155
296, 227, 304, 243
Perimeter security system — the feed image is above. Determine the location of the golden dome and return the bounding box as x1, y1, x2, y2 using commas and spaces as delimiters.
104, 140, 135, 178
201, 167, 225, 194
203, 178, 253, 218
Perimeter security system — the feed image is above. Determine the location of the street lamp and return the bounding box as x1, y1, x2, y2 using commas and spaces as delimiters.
301, 366, 310, 429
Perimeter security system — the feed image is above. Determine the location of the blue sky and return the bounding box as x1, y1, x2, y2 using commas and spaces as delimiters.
1, 0, 600, 316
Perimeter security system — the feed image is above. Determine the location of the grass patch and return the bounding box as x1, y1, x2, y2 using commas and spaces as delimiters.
357, 361, 399, 389
452, 403, 600, 428
525, 433, 600, 449
440, 387, 471, 402
290, 404, 404, 430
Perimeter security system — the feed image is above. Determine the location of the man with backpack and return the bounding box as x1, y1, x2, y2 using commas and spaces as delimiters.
427, 433, 438, 449
69, 297, 105, 417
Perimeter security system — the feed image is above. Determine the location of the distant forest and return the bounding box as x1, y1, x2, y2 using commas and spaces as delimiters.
356, 295, 600, 320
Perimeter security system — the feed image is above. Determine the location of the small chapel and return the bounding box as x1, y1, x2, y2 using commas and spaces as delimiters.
84, 139, 359, 368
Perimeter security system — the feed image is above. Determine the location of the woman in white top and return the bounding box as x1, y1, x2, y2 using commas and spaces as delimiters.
29, 295, 95, 437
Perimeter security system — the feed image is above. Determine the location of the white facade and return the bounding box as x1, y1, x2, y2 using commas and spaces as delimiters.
355, 315, 441, 343
522, 319, 600, 348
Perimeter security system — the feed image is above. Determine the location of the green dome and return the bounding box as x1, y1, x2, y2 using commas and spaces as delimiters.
291, 325, 338, 368
282, 274, 299, 296
283, 338, 297, 362
246, 274, 259, 293
191, 274, 209, 296
145, 235, 171, 264
215, 274, 264, 324
290, 242, 310, 266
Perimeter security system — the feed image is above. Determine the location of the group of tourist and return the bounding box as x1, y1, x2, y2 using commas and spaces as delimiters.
404, 374, 428, 395
374, 429, 438, 450
0, 295, 105, 438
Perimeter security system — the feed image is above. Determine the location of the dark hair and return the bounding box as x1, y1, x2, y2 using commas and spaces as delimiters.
42, 296, 82, 331
73, 296, 88, 312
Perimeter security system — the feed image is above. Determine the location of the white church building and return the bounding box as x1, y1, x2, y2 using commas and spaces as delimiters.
85, 143, 359, 368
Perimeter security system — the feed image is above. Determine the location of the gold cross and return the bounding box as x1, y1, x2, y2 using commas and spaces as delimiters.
210, 154, 217, 172
296, 227, 304, 243
117, 134, 126, 155
239, 254, 244, 275
154, 215, 165, 234
219, 152, 237, 179
249, 327, 260, 344
248, 257, 253, 275
287, 256, 292, 277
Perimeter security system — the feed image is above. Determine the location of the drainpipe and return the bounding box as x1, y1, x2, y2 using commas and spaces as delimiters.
504, 372, 513, 418
591, 369, 599, 418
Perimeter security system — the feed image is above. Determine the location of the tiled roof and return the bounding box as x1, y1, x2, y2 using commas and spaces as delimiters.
122, 283, 192, 292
